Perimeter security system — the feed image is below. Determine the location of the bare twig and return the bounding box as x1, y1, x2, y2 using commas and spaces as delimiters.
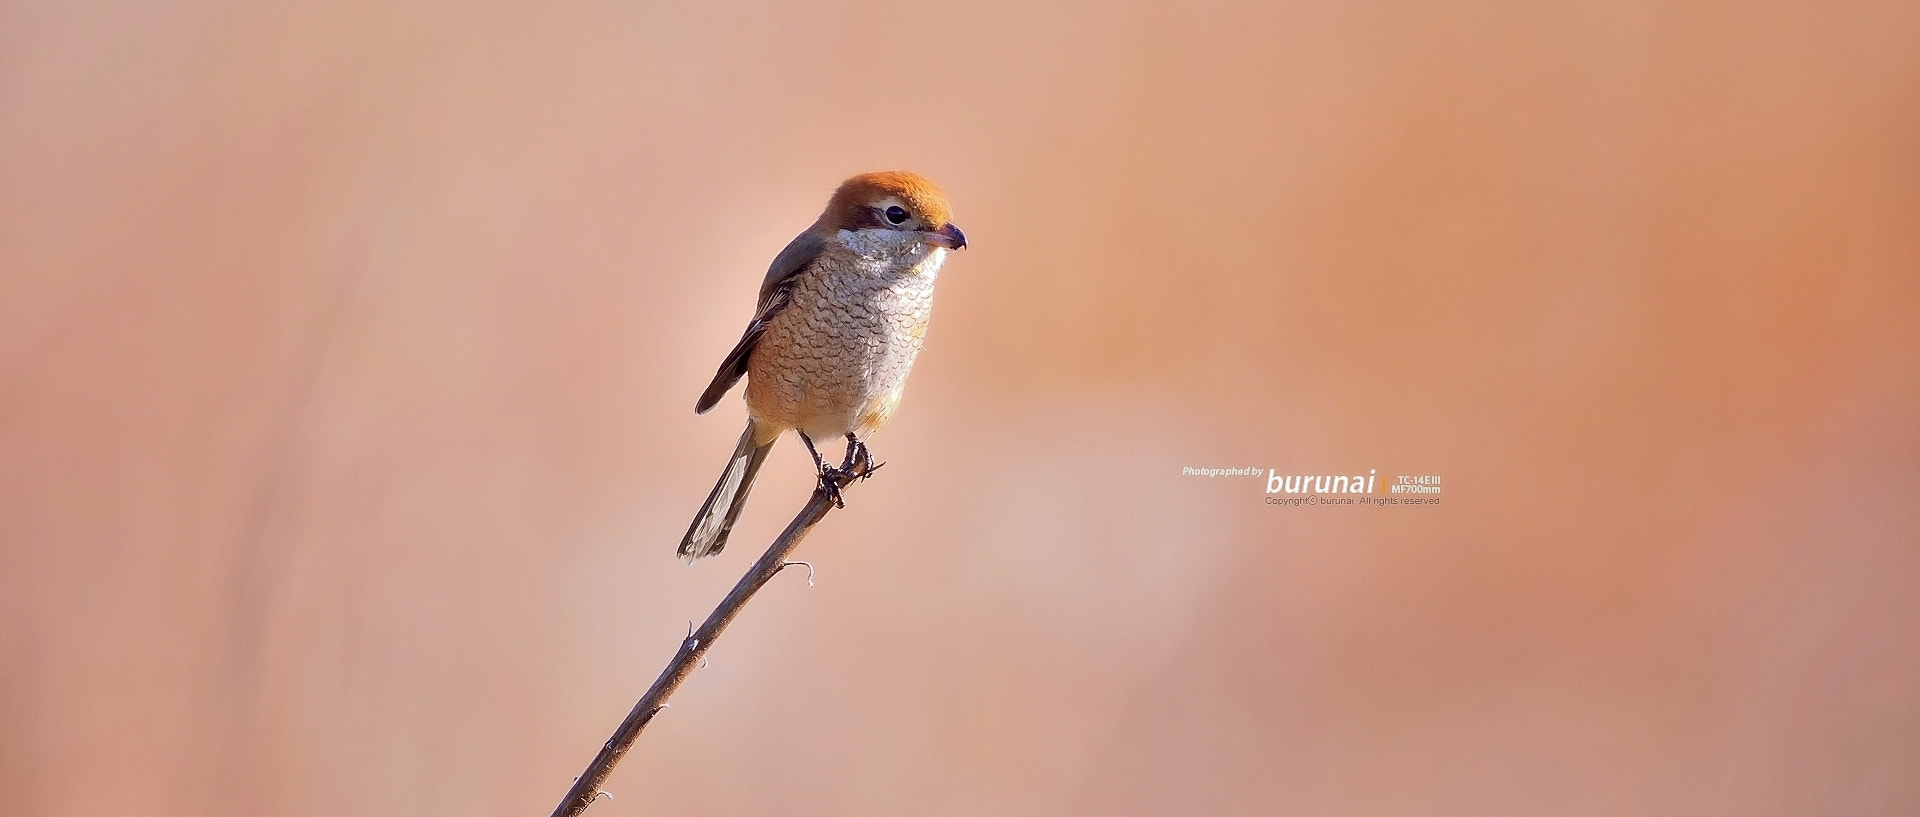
547, 454, 872, 817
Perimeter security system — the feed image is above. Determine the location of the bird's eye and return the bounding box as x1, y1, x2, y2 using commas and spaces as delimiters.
883, 205, 909, 225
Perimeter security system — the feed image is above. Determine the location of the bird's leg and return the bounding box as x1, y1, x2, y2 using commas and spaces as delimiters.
799, 430, 829, 474
844, 433, 881, 479
798, 431, 847, 509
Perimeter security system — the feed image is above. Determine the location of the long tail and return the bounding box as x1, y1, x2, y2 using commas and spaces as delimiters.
678, 420, 776, 561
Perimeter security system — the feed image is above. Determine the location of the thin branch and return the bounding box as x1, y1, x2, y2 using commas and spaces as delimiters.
547, 457, 871, 817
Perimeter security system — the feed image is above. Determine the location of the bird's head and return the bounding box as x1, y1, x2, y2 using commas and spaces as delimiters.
816, 170, 967, 252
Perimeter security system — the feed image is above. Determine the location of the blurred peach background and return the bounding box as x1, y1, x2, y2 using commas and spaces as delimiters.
3, 1, 1917, 815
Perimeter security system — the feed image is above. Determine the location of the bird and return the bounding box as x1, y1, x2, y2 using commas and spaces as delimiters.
677, 171, 967, 562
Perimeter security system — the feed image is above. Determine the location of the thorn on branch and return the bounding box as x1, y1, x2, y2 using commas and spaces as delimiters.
779, 560, 816, 587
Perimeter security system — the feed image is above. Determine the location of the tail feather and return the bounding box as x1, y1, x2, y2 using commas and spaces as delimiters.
678, 421, 776, 561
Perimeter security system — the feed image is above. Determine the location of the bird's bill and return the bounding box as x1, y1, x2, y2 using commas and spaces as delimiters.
922, 223, 967, 250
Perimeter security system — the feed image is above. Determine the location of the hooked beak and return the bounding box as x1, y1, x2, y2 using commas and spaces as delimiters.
922, 222, 967, 250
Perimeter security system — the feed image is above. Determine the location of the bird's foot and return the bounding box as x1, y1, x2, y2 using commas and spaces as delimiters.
800, 432, 853, 508
842, 433, 882, 480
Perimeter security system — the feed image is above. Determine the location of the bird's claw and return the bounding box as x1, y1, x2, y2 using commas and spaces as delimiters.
817, 467, 849, 508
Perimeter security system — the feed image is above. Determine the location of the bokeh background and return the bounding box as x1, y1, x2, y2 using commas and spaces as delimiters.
3, 1, 1917, 814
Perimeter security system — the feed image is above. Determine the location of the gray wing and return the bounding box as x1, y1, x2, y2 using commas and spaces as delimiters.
694, 230, 826, 414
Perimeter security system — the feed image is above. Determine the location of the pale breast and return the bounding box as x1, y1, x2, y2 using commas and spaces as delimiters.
744, 244, 944, 439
